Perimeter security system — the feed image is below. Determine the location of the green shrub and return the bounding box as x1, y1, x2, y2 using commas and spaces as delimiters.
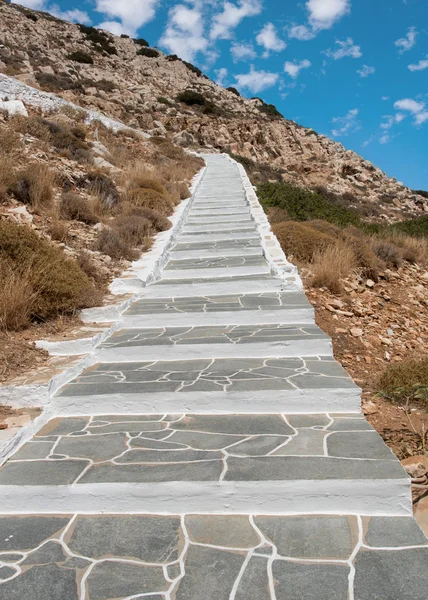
78, 24, 117, 55
35, 72, 83, 93
413, 190, 428, 199
227, 87, 240, 96
67, 51, 94, 64
134, 38, 149, 47
259, 102, 283, 119
177, 90, 206, 106
0, 220, 98, 321
137, 47, 160, 58
389, 215, 428, 239
257, 181, 362, 228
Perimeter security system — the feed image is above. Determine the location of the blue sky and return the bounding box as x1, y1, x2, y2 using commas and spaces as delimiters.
14, 1, 428, 190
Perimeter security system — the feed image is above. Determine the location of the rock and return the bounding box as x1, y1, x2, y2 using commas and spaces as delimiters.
6, 205, 33, 224
362, 400, 377, 414
0, 99, 28, 116
401, 456, 428, 479
366, 279, 375, 288
173, 130, 195, 147
351, 328, 363, 337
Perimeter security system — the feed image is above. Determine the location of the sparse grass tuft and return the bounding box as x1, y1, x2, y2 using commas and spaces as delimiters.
11, 164, 56, 212
377, 357, 428, 408
126, 187, 173, 215
312, 244, 356, 293
96, 228, 139, 261
60, 193, 98, 225
112, 215, 153, 247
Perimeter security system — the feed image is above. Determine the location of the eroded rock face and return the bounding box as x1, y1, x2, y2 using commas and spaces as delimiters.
0, 0, 426, 222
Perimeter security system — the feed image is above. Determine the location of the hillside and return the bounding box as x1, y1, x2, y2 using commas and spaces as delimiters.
0, 0, 427, 223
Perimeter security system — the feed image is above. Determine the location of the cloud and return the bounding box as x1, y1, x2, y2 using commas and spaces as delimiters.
284, 59, 311, 79
395, 26, 418, 53
256, 23, 286, 56
94, 0, 160, 37
12, 0, 46, 8
408, 55, 428, 72
210, 0, 263, 40
234, 65, 279, 93
288, 24, 316, 41
325, 37, 362, 60
394, 98, 428, 125
331, 108, 360, 137
215, 67, 228, 86
159, 4, 208, 62
357, 65, 375, 78
230, 42, 257, 62
307, 0, 351, 31
13, 0, 91, 23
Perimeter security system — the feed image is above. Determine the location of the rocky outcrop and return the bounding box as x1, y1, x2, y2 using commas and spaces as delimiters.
0, 0, 426, 222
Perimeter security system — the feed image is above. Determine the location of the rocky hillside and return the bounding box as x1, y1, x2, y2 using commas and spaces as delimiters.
0, 0, 427, 223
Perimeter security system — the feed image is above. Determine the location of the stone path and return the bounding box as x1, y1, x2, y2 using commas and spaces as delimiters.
0, 155, 427, 598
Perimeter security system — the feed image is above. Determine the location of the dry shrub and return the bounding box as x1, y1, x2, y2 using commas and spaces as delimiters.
96, 229, 139, 261
10, 114, 51, 141
272, 221, 335, 263
0, 156, 15, 203
77, 251, 105, 285
312, 243, 356, 293
49, 219, 69, 242
77, 171, 120, 209
113, 215, 153, 247
371, 239, 402, 268
121, 204, 171, 232
386, 233, 427, 265
0, 262, 35, 331
60, 193, 98, 224
126, 187, 173, 215
0, 220, 99, 324
127, 167, 167, 195
11, 164, 56, 212
377, 356, 428, 408
268, 206, 289, 224
343, 230, 380, 281
0, 127, 21, 155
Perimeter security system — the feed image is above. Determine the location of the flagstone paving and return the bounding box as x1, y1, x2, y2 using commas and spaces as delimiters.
0, 154, 426, 598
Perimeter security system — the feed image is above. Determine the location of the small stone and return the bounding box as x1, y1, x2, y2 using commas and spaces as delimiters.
401, 456, 428, 478
362, 400, 378, 415
351, 328, 363, 337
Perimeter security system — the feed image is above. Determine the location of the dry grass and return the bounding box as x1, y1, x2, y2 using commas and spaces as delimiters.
377, 356, 428, 408
272, 221, 335, 263
312, 243, 356, 293
371, 239, 402, 268
0, 220, 100, 327
11, 164, 56, 212
126, 187, 174, 215
77, 171, 120, 210
386, 233, 428, 265
0, 127, 21, 155
113, 215, 153, 248
60, 193, 99, 225
121, 204, 171, 232
0, 156, 15, 203
77, 251, 106, 285
96, 229, 139, 261
0, 263, 35, 331
48, 219, 69, 242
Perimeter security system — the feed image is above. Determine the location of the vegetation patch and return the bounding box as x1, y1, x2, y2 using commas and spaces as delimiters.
78, 24, 117, 55
377, 357, 428, 409
35, 72, 83, 93
137, 47, 160, 58
60, 193, 98, 225
67, 51, 94, 65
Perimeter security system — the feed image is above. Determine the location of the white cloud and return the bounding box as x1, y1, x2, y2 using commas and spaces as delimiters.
94, 0, 160, 36
331, 108, 360, 137
210, 0, 262, 40
307, 0, 351, 31
98, 20, 133, 35
215, 67, 228, 86
230, 42, 257, 62
382, 96, 390, 101
379, 133, 391, 144
12, 0, 45, 8
288, 24, 316, 41
159, 4, 208, 63
357, 65, 375, 78
49, 6, 91, 24
234, 65, 279, 93
325, 37, 362, 60
394, 98, 428, 125
395, 26, 418, 53
284, 59, 311, 79
256, 23, 286, 56
408, 55, 428, 72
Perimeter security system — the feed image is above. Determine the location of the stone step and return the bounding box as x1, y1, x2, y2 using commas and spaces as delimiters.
95, 323, 332, 361
176, 231, 258, 244
0, 414, 409, 515
164, 255, 267, 269
186, 215, 253, 223
171, 237, 261, 252
0, 512, 426, 598
160, 266, 272, 280
54, 357, 361, 414
168, 247, 263, 260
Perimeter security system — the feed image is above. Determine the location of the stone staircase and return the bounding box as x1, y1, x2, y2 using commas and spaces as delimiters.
0, 155, 426, 599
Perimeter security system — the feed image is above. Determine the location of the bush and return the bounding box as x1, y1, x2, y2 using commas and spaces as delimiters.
272, 221, 336, 263
0, 220, 98, 323
35, 72, 83, 93
0, 128, 21, 156
122, 205, 171, 232
60, 193, 98, 225
371, 240, 402, 268
77, 172, 120, 208
67, 51, 94, 64
389, 215, 428, 239
259, 102, 283, 119
312, 243, 356, 293
113, 214, 152, 247
11, 164, 56, 212
78, 24, 117, 55
177, 90, 206, 106
377, 357, 428, 408
48, 220, 69, 242
96, 228, 138, 261
127, 188, 173, 215
227, 87, 240, 96
0, 262, 35, 331
257, 181, 362, 228
137, 47, 160, 58
134, 38, 149, 47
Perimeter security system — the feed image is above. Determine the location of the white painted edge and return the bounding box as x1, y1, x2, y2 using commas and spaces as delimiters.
0, 479, 412, 516
54, 388, 362, 416
95, 338, 333, 362
119, 308, 316, 329
224, 154, 303, 289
